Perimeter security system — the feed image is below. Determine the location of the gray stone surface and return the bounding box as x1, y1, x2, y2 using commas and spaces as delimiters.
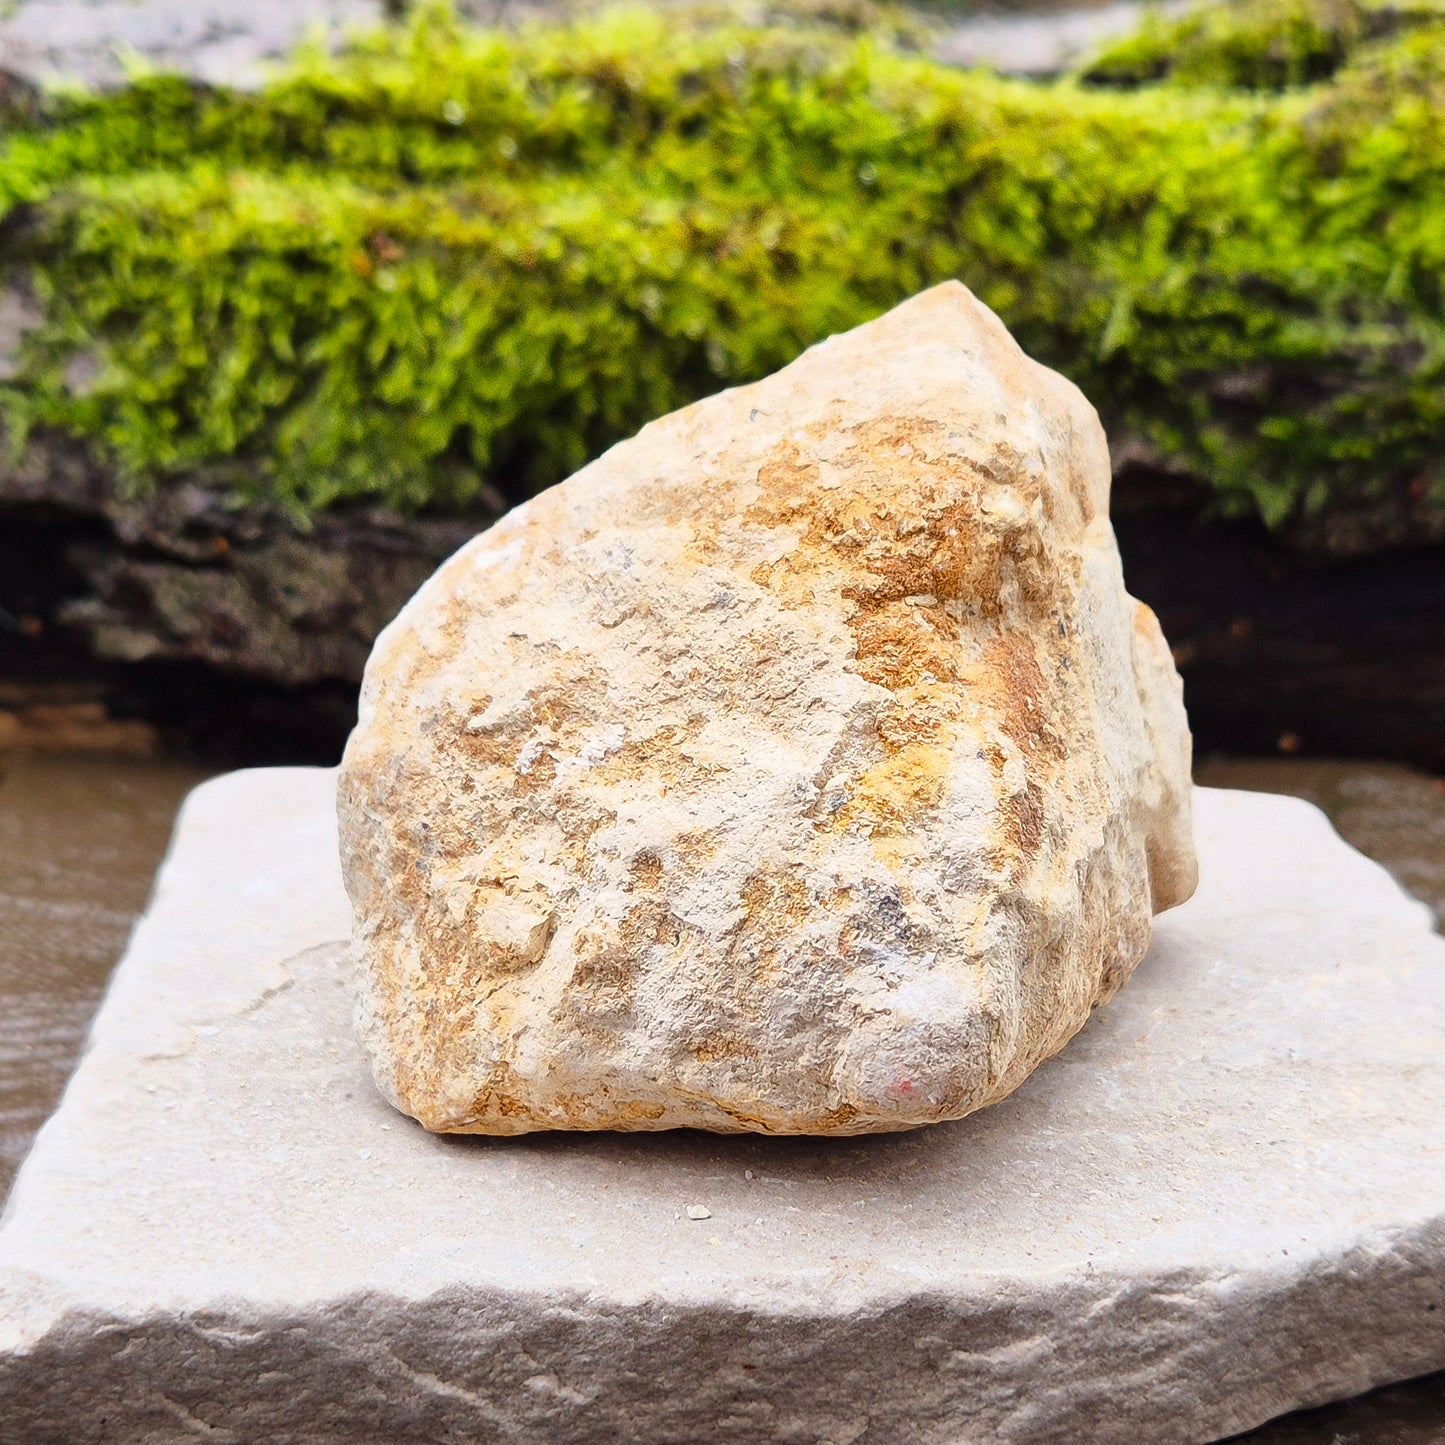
934, 1, 1191, 76
0, 0, 1190, 91
0, 767, 1442, 1444
0, 0, 381, 89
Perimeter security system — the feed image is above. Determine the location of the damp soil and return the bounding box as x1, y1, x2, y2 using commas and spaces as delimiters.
0, 750, 1441, 1440
1194, 757, 1445, 926
0, 753, 211, 1196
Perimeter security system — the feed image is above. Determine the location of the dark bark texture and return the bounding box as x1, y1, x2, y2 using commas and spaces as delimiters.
1, 438, 1441, 770
1113, 466, 1445, 775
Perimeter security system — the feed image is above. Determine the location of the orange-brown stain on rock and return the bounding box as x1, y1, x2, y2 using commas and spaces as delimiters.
691, 1032, 762, 1066
744, 416, 1046, 846
585, 718, 709, 796
1133, 600, 1164, 640
567, 928, 640, 1012
465, 1075, 670, 1134
977, 634, 1064, 767
742, 408, 1070, 872
731, 870, 812, 993
736, 869, 811, 950
628, 851, 664, 891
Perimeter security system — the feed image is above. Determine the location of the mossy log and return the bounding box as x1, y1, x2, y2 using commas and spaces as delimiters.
0, 0, 1442, 550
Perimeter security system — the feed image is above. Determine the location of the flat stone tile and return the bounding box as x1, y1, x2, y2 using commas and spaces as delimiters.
0, 769, 1441, 1443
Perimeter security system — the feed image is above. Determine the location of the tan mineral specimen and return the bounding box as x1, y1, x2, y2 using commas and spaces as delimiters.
337, 281, 1197, 1136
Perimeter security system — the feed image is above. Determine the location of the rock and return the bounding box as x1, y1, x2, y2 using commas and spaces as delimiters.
338, 281, 1197, 1137
934, 1, 1191, 78
1, 770, 1442, 1445
0, 0, 382, 90
0, 431, 501, 690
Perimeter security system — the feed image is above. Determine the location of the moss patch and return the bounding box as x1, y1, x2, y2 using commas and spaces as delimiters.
1080, 0, 1445, 90
1, 0, 1443, 540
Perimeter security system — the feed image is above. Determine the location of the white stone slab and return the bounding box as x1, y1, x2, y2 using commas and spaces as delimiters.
1, 768, 1442, 1444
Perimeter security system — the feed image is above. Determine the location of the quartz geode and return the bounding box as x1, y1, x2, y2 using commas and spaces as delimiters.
337, 282, 1197, 1135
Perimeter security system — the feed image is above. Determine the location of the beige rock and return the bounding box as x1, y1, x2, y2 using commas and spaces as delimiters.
337, 281, 1197, 1136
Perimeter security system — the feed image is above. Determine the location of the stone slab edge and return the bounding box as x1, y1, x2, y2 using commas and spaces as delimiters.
0, 768, 1440, 1445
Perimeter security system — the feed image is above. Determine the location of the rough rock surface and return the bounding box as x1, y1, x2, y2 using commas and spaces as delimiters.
338, 282, 1197, 1137
0, 770, 1441, 1445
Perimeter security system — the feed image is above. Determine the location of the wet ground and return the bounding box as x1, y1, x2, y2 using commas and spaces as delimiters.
0, 753, 210, 1193
0, 750, 1441, 1438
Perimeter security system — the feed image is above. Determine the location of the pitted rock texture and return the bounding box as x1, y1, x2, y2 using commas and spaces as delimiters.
337, 281, 1197, 1136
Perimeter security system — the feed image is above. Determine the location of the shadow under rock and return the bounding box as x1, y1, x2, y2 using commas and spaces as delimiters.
1225, 1369, 1445, 1444
433, 1102, 979, 1184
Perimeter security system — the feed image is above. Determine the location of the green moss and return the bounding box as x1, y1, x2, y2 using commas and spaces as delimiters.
1080, 0, 1445, 91
1, 0, 1443, 537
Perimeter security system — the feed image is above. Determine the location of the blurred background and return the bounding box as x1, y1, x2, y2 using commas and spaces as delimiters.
1, 0, 1442, 1437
